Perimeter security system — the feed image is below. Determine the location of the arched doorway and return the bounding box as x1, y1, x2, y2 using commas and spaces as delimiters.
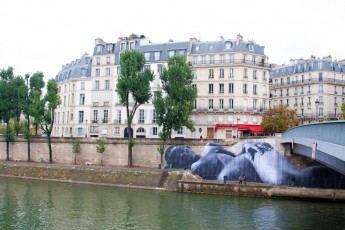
124, 127, 134, 138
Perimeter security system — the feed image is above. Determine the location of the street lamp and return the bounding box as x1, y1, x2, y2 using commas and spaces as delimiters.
85, 119, 88, 137
315, 99, 320, 122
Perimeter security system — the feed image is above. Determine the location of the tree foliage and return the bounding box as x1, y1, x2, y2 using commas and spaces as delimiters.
96, 140, 105, 166
153, 55, 197, 139
261, 105, 300, 133
115, 50, 154, 167
341, 103, 345, 119
41, 79, 61, 163
72, 139, 81, 164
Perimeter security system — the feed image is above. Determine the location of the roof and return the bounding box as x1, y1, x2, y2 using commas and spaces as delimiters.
55, 55, 92, 83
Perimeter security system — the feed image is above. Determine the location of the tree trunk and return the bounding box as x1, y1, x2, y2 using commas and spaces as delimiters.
6, 141, 9, 161
128, 122, 133, 168
48, 135, 52, 163
27, 117, 31, 162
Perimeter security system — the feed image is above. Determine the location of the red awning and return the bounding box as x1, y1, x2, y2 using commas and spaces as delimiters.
215, 124, 266, 133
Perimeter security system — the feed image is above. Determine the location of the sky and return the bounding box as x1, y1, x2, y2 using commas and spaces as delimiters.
1, 0, 345, 83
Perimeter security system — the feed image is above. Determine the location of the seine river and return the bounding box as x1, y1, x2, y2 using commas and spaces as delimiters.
0, 177, 345, 230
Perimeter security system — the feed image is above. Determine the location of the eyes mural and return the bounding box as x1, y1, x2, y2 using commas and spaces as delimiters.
165, 142, 345, 189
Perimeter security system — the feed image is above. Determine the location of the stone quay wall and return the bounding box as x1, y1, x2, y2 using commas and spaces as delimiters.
0, 136, 288, 168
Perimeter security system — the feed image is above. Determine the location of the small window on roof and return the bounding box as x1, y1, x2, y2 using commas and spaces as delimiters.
225, 42, 232, 50
195, 46, 199, 51
248, 44, 254, 52
209, 45, 213, 50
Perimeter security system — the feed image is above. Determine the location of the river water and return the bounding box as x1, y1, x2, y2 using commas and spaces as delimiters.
0, 177, 344, 230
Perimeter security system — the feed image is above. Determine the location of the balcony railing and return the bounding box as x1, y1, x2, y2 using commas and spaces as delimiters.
191, 58, 271, 68
192, 106, 267, 113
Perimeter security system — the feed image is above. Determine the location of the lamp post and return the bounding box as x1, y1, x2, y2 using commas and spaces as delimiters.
85, 119, 88, 137
315, 99, 320, 122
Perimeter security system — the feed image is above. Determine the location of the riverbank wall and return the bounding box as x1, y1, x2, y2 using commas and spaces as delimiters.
1, 162, 344, 201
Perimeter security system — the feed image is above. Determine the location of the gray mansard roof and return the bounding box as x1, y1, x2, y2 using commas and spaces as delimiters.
190, 40, 266, 55
55, 55, 92, 83
270, 59, 345, 79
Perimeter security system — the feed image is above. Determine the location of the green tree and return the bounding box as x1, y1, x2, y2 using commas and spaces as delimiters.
153, 55, 197, 157
116, 50, 154, 167
72, 139, 81, 164
41, 79, 61, 163
0, 67, 19, 160
96, 140, 105, 166
261, 104, 300, 133
341, 103, 345, 119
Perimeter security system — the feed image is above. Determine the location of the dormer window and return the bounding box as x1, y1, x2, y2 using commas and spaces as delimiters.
195, 46, 199, 51
107, 44, 112, 53
120, 43, 126, 51
129, 42, 135, 50
96, 45, 102, 54
248, 44, 254, 52
225, 42, 232, 50
168, 50, 175, 58
144, 52, 150, 61
209, 45, 213, 50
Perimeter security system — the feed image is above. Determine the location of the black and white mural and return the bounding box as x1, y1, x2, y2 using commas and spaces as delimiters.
165, 142, 345, 189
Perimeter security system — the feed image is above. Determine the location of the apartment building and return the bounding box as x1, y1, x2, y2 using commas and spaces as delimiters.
189, 34, 270, 139
270, 55, 345, 123
54, 34, 271, 139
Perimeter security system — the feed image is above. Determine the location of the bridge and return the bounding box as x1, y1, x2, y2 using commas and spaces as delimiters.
281, 121, 345, 175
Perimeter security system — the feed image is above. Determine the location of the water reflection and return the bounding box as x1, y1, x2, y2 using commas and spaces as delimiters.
0, 177, 344, 229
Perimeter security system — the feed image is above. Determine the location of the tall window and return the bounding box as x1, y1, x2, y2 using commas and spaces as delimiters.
79, 93, 85, 105
78, 111, 84, 123
193, 56, 198, 65
95, 80, 99, 90
229, 99, 234, 109
263, 71, 266, 81
253, 84, 257, 95
157, 64, 163, 74
154, 52, 160, 60
243, 84, 248, 94
103, 110, 108, 121
209, 69, 214, 79
219, 99, 224, 110
96, 68, 100, 76
253, 99, 257, 110
229, 83, 234, 93
80, 82, 85, 90
210, 55, 214, 64
144, 52, 150, 61
92, 110, 98, 121
209, 84, 214, 94
152, 110, 157, 123
253, 70, 257, 79
192, 70, 197, 79
115, 110, 121, 123
152, 127, 158, 136
106, 68, 110, 76
106, 56, 110, 64
139, 109, 145, 124
168, 50, 175, 58
220, 55, 224, 64
319, 84, 323, 93
105, 80, 110, 89
229, 68, 234, 78
208, 99, 213, 110
219, 69, 224, 78
319, 72, 323, 81
96, 57, 100, 65
229, 54, 234, 63
243, 68, 248, 78
201, 56, 206, 64
219, 83, 224, 94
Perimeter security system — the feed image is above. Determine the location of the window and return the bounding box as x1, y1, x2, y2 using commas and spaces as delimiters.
95, 80, 99, 90
106, 68, 110, 76
219, 83, 224, 93
115, 110, 121, 123
144, 65, 150, 71
77, 128, 83, 136
243, 68, 247, 78
209, 84, 214, 94
107, 45, 112, 53
219, 99, 224, 110
157, 64, 163, 74
78, 111, 84, 123
319, 107, 324, 116
193, 56, 198, 65
229, 83, 234, 93
229, 99, 234, 109
208, 99, 213, 110
301, 75, 304, 83
105, 80, 110, 89
93, 110, 98, 121
80, 82, 85, 90
96, 45, 102, 54
225, 42, 232, 50
96, 68, 100, 76
210, 55, 214, 64
249, 44, 254, 51
243, 84, 248, 94
243, 55, 246, 63
219, 69, 224, 78
287, 77, 290, 85
253, 99, 257, 110
117, 67, 121, 75
209, 69, 214, 79
263, 71, 267, 80
309, 73, 312, 82
220, 55, 224, 64
201, 56, 206, 64
253, 84, 257, 95
106, 56, 110, 64
104, 110, 109, 121
79, 94, 85, 105
154, 52, 160, 60
152, 110, 157, 123
144, 52, 150, 61
229, 68, 234, 78
168, 50, 175, 58
152, 127, 158, 136
129, 42, 135, 50
253, 70, 257, 79
96, 57, 100, 65
192, 70, 197, 79
229, 54, 234, 63
319, 84, 323, 93
114, 127, 120, 135
120, 43, 126, 51
139, 109, 145, 124
319, 72, 323, 81
318, 61, 323, 70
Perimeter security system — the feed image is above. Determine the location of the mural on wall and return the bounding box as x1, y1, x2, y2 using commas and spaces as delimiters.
165, 142, 345, 189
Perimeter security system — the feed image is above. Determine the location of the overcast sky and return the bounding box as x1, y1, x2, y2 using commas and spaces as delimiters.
1, 0, 345, 82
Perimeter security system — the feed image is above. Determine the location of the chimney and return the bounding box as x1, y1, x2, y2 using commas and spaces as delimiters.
190, 37, 198, 42
236, 33, 243, 45
95, 38, 103, 45
289, 59, 295, 65
219, 35, 224, 41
